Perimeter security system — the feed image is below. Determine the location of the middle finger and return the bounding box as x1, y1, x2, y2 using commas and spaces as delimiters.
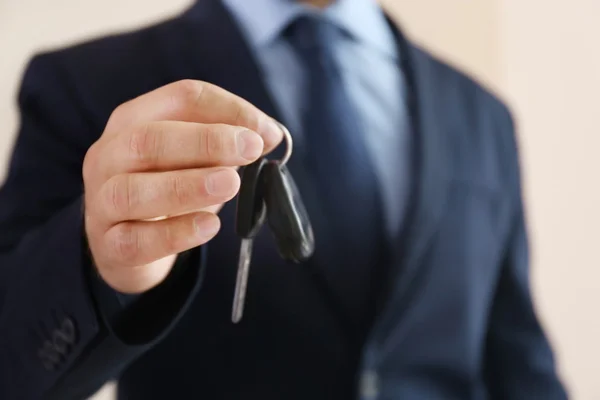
99, 166, 240, 224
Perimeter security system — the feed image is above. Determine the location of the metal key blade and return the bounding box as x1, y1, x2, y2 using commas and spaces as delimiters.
231, 238, 254, 323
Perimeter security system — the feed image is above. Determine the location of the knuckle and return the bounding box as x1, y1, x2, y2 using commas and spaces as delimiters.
169, 174, 194, 206
106, 102, 129, 129
193, 83, 212, 109
203, 125, 229, 161
108, 224, 140, 264
104, 175, 133, 218
113, 101, 129, 117
176, 79, 206, 104
128, 124, 158, 164
233, 104, 260, 132
161, 223, 178, 254
176, 79, 201, 95
232, 103, 251, 127
82, 143, 99, 183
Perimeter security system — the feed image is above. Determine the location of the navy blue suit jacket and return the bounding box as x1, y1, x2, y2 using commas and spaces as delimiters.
0, 1, 568, 399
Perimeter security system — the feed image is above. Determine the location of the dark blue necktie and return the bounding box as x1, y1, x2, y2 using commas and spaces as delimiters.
286, 16, 385, 325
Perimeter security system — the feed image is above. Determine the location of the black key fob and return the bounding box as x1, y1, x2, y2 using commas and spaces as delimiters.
235, 157, 268, 238
262, 161, 315, 263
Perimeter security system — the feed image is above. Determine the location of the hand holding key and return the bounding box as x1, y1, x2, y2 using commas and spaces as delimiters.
83, 80, 284, 294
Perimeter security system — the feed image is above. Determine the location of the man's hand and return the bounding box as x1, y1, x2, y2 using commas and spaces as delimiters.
82, 80, 283, 294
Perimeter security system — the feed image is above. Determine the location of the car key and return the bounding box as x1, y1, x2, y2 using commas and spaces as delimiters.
232, 157, 269, 323
262, 161, 315, 263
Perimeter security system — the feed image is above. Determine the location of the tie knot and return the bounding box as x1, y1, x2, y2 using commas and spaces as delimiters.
285, 15, 340, 53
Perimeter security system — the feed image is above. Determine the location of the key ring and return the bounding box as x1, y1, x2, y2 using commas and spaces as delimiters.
273, 120, 293, 167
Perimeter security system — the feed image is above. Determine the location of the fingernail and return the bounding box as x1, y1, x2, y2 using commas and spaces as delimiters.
237, 129, 263, 160
205, 168, 238, 196
194, 216, 220, 238
260, 118, 283, 148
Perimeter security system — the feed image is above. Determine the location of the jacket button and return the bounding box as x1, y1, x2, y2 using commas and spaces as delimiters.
53, 317, 77, 354
359, 370, 380, 399
60, 317, 77, 345
52, 329, 69, 354
38, 316, 77, 371
38, 340, 60, 371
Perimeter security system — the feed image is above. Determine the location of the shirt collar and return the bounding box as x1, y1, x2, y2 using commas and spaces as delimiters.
221, 0, 398, 60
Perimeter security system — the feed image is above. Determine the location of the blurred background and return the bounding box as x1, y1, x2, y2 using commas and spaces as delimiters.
0, 0, 598, 399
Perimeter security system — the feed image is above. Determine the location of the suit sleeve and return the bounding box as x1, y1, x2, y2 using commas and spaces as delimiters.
483, 111, 569, 399
0, 54, 205, 400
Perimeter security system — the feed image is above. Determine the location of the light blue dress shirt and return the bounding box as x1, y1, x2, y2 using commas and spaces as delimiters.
222, 0, 411, 237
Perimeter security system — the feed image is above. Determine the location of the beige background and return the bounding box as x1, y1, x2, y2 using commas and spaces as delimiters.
0, 1, 598, 399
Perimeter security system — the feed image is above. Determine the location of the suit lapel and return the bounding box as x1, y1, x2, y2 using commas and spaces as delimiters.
370, 19, 453, 354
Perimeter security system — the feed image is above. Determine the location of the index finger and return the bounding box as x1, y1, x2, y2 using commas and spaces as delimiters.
104, 80, 283, 153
